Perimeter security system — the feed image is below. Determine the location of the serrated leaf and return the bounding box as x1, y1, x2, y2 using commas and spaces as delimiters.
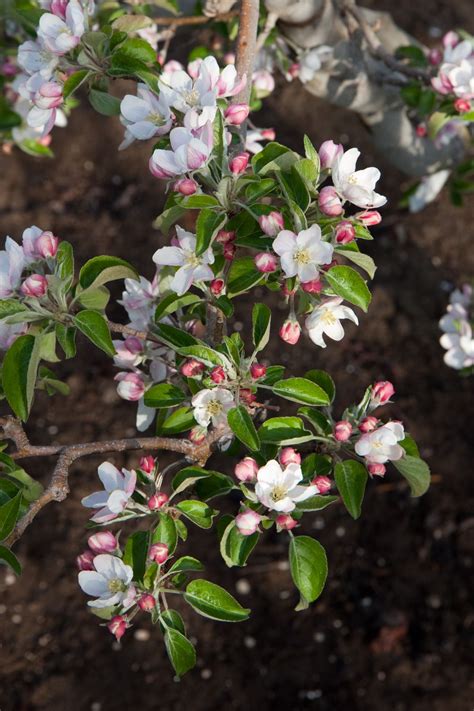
73, 311, 115, 356
144, 383, 186, 409
0, 545, 21, 575
79, 255, 138, 290
289, 535, 327, 604
325, 265, 371, 311
0, 491, 22, 541
272, 377, 330, 406
164, 627, 196, 678
176, 500, 216, 529
227, 257, 264, 297
219, 519, 259, 568
258, 416, 313, 445
184, 579, 250, 622
227, 406, 260, 452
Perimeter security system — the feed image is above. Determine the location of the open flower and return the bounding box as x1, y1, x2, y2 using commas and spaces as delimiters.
191, 387, 234, 428
81, 462, 136, 523
332, 147, 387, 209
149, 123, 213, 179
298, 46, 332, 83
38, 0, 86, 54
272, 225, 333, 282
17, 39, 58, 78
355, 421, 405, 464
119, 84, 172, 149
255, 460, 318, 513
305, 297, 358, 348
118, 275, 159, 331
440, 321, 474, 369
0, 236, 26, 297
78, 554, 134, 608
153, 226, 214, 295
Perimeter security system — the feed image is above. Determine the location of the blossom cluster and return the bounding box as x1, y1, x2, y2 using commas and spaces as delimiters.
439, 284, 474, 371
431, 32, 474, 108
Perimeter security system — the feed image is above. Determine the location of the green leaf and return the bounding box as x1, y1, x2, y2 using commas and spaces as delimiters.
160, 407, 196, 435
123, 531, 148, 581
152, 513, 177, 554
111, 14, 153, 32
252, 303, 271, 352
0, 544, 21, 575
261, 365, 285, 386
195, 472, 234, 500
295, 495, 338, 512
114, 37, 156, 64
289, 535, 328, 604
155, 323, 198, 349
19, 139, 54, 158
184, 579, 250, 622
177, 194, 220, 209
176, 500, 216, 529
55, 241, 74, 282
227, 257, 264, 297
252, 142, 298, 175
56, 324, 76, 359
334, 460, 368, 519
89, 89, 121, 116
0, 98, 22, 130
325, 265, 371, 312
393, 455, 430, 497
73, 311, 115, 356
178, 344, 230, 369
63, 69, 90, 99
303, 134, 319, 164
304, 369, 335, 403
2, 335, 41, 421
298, 407, 332, 436
77, 286, 110, 310
0, 300, 29, 320
144, 383, 186, 409
159, 609, 185, 635
154, 293, 200, 322
0, 491, 22, 541
259, 417, 313, 445
219, 519, 259, 568
153, 205, 186, 234
272, 377, 330, 406
168, 556, 204, 574
195, 209, 226, 256
335, 247, 377, 280
301, 453, 332, 479
227, 406, 260, 452
164, 627, 196, 678
172, 466, 213, 494
79, 255, 138, 290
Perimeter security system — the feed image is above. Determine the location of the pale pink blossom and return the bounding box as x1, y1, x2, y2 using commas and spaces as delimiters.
235, 509, 261, 536
153, 226, 214, 296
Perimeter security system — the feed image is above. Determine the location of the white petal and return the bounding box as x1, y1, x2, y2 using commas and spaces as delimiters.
78, 571, 108, 596
153, 246, 184, 267
81, 490, 109, 509
257, 459, 284, 485
272, 230, 296, 255
97, 462, 122, 492
107, 489, 129, 513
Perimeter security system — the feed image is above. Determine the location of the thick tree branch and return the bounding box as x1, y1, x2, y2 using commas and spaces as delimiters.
233, 0, 261, 105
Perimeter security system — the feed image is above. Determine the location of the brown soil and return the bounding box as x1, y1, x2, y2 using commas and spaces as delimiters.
0, 2, 473, 709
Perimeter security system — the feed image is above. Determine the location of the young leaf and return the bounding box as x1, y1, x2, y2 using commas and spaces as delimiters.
164, 627, 196, 678
0, 491, 22, 541
79, 255, 138, 290
252, 303, 271, 352
2, 334, 41, 421
63, 69, 90, 98
259, 417, 313, 445
325, 265, 371, 312
227, 406, 260, 452
175, 500, 217, 529
295, 495, 338, 512
219, 519, 259, 568
154, 293, 201, 321
289, 535, 328, 604
144, 383, 186, 409
155, 323, 198, 349
195, 209, 226, 256
73, 311, 116, 356
160, 407, 196, 435
168, 556, 204, 574
89, 90, 121, 116
304, 369, 336, 403
152, 513, 177, 554
123, 531, 148, 582
272, 377, 330, 406
393, 455, 430, 497
0, 544, 22, 575
227, 257, 264, 297
334, 460, 368, 519
55, 241, 74, 282
184, 579, 250, 622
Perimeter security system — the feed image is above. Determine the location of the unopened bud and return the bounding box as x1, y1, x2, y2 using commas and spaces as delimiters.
335, 221, 355, 244
181, 358, 205, 377
21, 273, 47, 297
319, 140, 343, 169
279, 319, 301, 345
216, 230, 235, 244
230, 152, 249, 175
334, 420, 352, 442
139, 455, 156, 474
138, 594, 156, 611
276, 513, 298, 531
235, 509, 261, 536
454, 98, 471, 113
149, 542, 169, 564
224, 103, 250, 125
148, 492, 169, 510
115, 372, 145, 402
312, 475, 332, 494
359, 416, 378, 433
255, 252, 278, 273
189, 425, 207, 444
108, 615, 127, 641
36, 231, 59, 258
416, 124, 427, 137
210, 278, 225, 296
258, 211, 284, 237
223, 242, 236, 261
76, 550, 95, 571
174, 178, 197, 195
234, 456, 258, 482
240, 388, 256, 405
210, 365, 226, 383
88, 531, 117, 554
301, 278, 323, 294
250, 362, 267, 379
371, 380, 395, 405
319, 186, 343, 216
367, 462, 386, 477
280, 447, 301, 466
356, 210, 382, 226
428, 48, 442, 65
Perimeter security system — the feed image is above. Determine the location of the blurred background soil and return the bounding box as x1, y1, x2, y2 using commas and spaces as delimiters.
0, 1, 473, 709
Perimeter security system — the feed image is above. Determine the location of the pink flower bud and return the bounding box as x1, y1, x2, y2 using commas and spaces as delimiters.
416, 124, 427, 137
174, 178, 197, 195
108, 615, 127, 641
216, 230, 235, 244
148, 492, 169, 511
223, 242, 236, 261
288, 63, 300, 79
279, 319, 301, 345
335, 221, 355, 244
371, 380, 395, 405
258, 211, 284, 237
139, 455, 156, 474
312, 475, 332, 494
235, 509, 261, 536
115, 372, 145, 402
230, 152, 249, 175
37, 81, 63, 109
359, 416, 378, 433
21, 273, 48, 297
319, 140, 343, 169
138, 594, 156, 611
443, 31, 459, 49
240, 388, 256, 405
224, 103, 250, 125
51, 0, 68, 19
149, 156, 175, 179
319, 186, 343, 216
250, 362, 267, 379
234, 456, 258, 482
210, 365, 226, 383
301, 278, 323, 294
149, 542, 169, 564
254, 252, 278, 273
367, 462, 386, 477
181, 358, 205, 377
334, 420, 353, 442
114, 337, 143, 366
189, 425, 207, 444
210, 278, 225, 296
36, 231, 59, 258
428, 48, 442, 65
280, 447, 301, 466
276, 513, 298, 531
356, 210, 382, 226
261, 128, 275, 140
76, 550, 95, 571
454, 98, 471, 113
88, 531, 117, 554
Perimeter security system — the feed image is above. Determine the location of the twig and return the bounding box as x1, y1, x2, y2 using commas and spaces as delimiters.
153, 11, 238, 26
255, 11, 279, 53
205, 302, 226, 346
232, 0, 261, 105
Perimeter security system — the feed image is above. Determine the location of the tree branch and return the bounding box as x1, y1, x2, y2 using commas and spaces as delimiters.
153, 11, 238, 26
233, 0, 261, 105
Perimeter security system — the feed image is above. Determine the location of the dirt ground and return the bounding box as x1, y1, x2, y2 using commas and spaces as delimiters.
0, 2, 473, 709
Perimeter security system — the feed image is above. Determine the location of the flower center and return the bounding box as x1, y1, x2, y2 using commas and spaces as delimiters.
293, 248, 311, 265
347, 174, 358, 185
149, 111, 165, 126
320, 308, 337, 325
108, 578, 126, 593
184, 88, 200, 107
183, 250, 202, 268
270, 485, 288, 502
206, 399, 223, 416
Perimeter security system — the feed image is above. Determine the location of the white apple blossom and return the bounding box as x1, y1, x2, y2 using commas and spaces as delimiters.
255, 460, 318, 513
355, 421, 405, 464
12, 97, 67, 144
17, 40, 58, 78
153, 226, 214, 296
149, 123, 213, 178
118, 275, 160, 331
298, 46, 332, 84
245, 128, 275, 154
0, 322, 28, 350
0, 237, 26, 298
439, 302, 469, 335
440, 321, 474, 369
332, 147, 387, 209
432, 41, 474, 98
191, 387, 235, 428
38, 0, 86, 55
305, 297, 359, 348
408, 170, 450, 213
272, 225, 333, 282
449, 284, 472, 308
78, 554, 134, 608
119, 84, 172, 150
81, 462, 136, 523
